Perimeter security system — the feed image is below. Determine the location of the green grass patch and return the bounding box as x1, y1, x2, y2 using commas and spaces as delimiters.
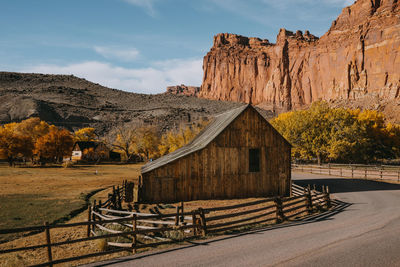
0, 194, 82, 243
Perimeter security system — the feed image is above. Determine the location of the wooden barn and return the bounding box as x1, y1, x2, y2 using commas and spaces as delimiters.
138, 104, 291, 203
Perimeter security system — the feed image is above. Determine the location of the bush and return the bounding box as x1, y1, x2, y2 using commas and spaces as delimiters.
164, 228, 185, 241
97, 238, 109, 252
62, 161, 75, 168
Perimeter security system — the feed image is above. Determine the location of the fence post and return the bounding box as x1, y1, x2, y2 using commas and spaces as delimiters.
112, 186, 116, 208
380, 169, 383, 180
92, 200, 97, 234
365, 169, 367, 179
44, 222, 53, 267
87, 206, 92, 237
398, 172, 400, 182
175, 206, 180, 226
132, 214, 137, 254
325, 186, 331, 209
198, 208, 207, 236
191, 211, 197, 237
180, 202, 184, 223
328, 164, 331, 175
274, 197, 284, 223
116, 186, 122, 209
351, 167, 354, 178
306, 188, 313, 214
123, 180, 127, 198
340, 168, 342, 177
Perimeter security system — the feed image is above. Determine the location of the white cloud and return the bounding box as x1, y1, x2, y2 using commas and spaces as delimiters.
22, 58, 203, 94
122, 0, 157, 16
93, 46, 140, 61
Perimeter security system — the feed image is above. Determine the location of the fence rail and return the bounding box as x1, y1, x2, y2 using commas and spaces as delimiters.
0, 182, 331, 267
292, 164, 400, 182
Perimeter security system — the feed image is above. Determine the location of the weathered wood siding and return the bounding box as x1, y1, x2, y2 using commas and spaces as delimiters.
140, 107, 291, 203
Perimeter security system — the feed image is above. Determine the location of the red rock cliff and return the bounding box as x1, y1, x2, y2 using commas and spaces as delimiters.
200, 0, 400, 111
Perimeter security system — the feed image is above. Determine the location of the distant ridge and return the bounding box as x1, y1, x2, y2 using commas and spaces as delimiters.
0, 72, 248, 134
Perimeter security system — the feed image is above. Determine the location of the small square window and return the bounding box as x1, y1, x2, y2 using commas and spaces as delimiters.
249, 148, 260, 172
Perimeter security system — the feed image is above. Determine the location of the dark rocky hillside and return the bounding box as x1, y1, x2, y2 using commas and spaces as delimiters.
0, 72, 271, 134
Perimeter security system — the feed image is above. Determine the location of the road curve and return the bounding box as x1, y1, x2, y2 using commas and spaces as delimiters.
85, 172, 400, 267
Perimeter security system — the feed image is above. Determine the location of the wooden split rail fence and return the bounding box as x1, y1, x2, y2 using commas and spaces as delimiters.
293, 164, 400, 182
0, 183, 331, 267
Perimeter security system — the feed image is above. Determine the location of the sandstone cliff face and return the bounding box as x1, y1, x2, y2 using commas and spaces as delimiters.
200, 0, 400, 111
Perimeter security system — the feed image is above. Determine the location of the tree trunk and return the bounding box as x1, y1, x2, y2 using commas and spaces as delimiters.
7, 157, 13, 167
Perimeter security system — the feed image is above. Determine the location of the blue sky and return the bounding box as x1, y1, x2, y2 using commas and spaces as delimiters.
0, 0, 354, 94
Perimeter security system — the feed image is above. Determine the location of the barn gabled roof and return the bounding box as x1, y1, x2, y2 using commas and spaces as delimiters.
73, 141, 97, 151
141, 104, 292, 174
141, 104, 249, 174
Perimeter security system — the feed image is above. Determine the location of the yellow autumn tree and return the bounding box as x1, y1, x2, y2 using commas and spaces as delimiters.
111, 127, 137, 162
74, 127, 97, 142
82, 147, 96, 161
0, 123, 34, 166
15, 117, 50, 140
34, 125, 74, 163
132, 126, 160, 160
271, 101, 400, 163
158, 119, 209, 156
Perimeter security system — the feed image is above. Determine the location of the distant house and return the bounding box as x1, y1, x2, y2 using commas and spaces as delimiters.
138, 104, 292, 203
71, 141, 110, 162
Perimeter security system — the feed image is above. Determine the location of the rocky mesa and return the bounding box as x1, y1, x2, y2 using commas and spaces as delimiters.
200, 0, 400, 114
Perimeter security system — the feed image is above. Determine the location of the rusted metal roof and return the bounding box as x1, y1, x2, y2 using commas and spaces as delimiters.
141, 104, 249, 174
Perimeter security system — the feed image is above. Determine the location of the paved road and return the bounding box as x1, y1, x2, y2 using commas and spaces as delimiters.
86, 172, 400, 267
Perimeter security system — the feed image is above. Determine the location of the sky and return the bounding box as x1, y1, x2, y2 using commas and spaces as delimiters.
0, 0, 354, 94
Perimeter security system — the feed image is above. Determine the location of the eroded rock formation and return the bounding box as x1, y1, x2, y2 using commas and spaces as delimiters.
166, 84, 200, 96
200, 0, 400, 111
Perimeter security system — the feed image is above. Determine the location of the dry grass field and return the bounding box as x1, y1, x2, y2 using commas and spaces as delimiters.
0, 162, 142, 242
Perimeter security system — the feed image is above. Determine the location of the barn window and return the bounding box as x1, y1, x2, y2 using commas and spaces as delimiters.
249, 148, 260, 172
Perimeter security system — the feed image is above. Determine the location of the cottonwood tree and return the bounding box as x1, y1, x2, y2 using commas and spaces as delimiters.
132, 126, 160, 160
110, 126, 137, 162
158, 119, 209, 156
15, 117, 50, 140
271, 101, 400, 164
74, 127, 98, 142
34, 125, 74, 163
0, 123, 34, 166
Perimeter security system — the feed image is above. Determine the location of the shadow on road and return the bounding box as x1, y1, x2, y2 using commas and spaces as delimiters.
294, 178, 400, 193
85, 198, 351, 267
